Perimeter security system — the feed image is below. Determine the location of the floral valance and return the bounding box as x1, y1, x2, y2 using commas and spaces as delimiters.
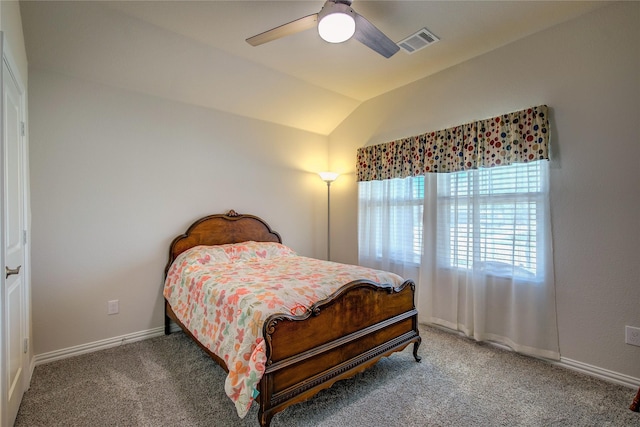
356, 105, 549, 181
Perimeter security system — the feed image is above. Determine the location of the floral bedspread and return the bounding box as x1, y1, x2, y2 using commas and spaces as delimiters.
163, 241, 404, 418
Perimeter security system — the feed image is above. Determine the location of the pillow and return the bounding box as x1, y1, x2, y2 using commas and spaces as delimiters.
178, 245, 231, 266
223, 241, 297, 262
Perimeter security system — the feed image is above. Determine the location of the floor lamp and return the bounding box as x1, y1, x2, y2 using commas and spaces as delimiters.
318, 172, 339, 261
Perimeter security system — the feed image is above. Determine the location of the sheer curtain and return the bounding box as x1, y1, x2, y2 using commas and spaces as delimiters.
358, 176, 423, 282
358, 161, 559, 360
419, 160, 559, 359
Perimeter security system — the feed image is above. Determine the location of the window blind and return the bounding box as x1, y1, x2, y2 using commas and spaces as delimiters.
437, 162, 543, 279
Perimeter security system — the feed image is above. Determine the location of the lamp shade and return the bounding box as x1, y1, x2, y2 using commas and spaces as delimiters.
317, 2, 356, 43
318, 171, 340, 183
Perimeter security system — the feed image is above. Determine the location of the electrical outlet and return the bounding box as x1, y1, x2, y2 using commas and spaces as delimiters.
107, 300, 119, 315
625, 326, 640, 347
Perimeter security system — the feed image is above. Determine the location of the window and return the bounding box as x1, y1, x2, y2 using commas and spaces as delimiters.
358, 176, 424, 265
436, 161, 546, 280
358, 161, 547, 280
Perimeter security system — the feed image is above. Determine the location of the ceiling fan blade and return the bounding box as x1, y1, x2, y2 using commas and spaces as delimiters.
246, 13, 318, 46
353, 13, 400, 58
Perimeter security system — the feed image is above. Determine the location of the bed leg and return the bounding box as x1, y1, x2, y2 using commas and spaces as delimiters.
413, 338, 422, 362
258, 409, 272, 427
164, 313, 171, 335
630, 386, 640, 412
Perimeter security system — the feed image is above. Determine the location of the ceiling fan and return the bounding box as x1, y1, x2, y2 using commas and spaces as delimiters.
246, 0, 400, 59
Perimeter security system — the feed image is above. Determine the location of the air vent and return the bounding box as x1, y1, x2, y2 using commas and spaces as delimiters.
397, 28, 439, 54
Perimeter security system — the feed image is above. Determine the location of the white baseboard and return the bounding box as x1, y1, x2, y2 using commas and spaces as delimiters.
428, 323, 640, 390
555, 357, 640, 389
32, 324, 640, 391
34, 324, 179, 366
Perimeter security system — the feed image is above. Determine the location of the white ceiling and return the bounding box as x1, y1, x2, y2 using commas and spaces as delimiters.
20, 1, 606, 135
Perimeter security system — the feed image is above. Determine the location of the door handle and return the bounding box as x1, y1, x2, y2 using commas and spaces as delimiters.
5, 265, 21, 279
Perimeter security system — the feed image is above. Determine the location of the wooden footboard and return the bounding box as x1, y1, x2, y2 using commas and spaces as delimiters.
257, 279, 421, 427
166, 278, 421, 427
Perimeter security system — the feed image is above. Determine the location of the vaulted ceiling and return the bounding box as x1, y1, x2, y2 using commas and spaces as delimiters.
20, 1, 605, 135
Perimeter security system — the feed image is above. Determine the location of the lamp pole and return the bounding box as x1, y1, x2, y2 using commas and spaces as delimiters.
326, 180, 331, 261
318, 172, 339, 261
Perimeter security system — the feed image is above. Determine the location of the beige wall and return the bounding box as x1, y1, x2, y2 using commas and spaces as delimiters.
28, 69, 330, 354
329, 2, 640, 380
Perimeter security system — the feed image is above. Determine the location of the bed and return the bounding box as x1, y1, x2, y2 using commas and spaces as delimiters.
163, 210, 421, 427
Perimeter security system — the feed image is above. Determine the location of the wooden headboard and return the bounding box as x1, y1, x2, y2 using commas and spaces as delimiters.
164, 210, 282, 275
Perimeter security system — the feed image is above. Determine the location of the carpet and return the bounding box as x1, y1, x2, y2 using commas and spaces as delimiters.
15, 325, 639, 426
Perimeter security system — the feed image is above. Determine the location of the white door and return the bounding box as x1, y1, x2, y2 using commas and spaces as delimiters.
1, 40, 27, 427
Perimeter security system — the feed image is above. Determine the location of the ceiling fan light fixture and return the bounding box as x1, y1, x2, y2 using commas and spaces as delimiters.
317, 2, 356, 43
